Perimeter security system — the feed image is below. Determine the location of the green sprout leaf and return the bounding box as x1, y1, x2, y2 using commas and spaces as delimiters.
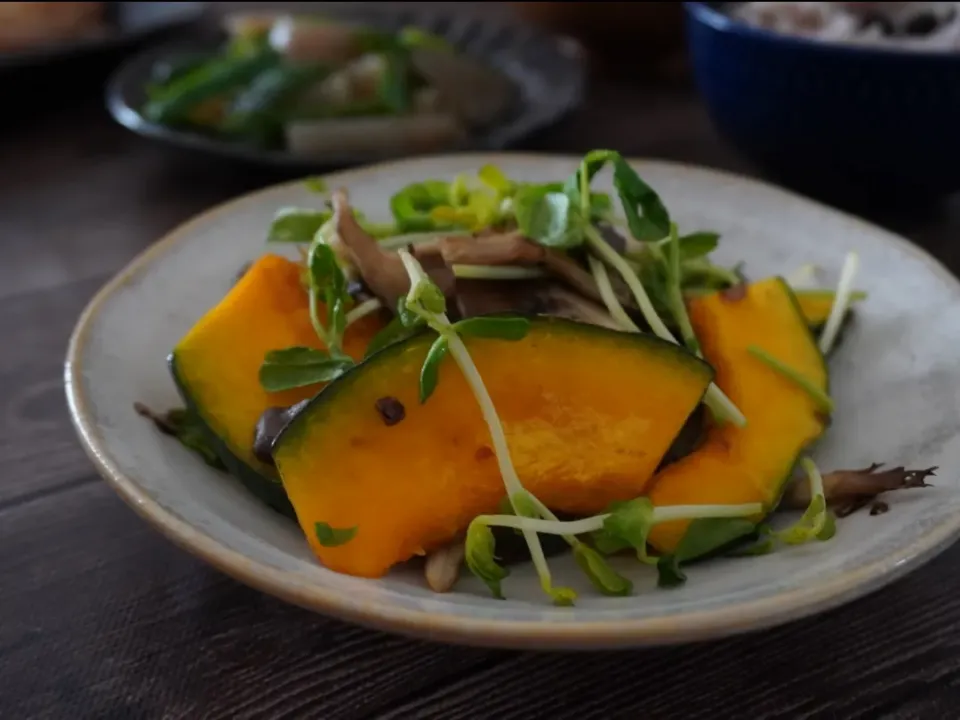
465, 521, 510, 599
513, 187, 585, 248
419, 336, 449, 403
315, 522, 357, 547
561, 150, 671, 242
453, 316, 531, 342
510, 490, 539, 519
135, 403, 226, 471
611, 155, 671, 242
411, 277, 447, 315
726, 526, 778, 557
548, 586, 579, 607
656, 555, 686, 588
268, 208, 331, 243
308, 242, 342, 291
397, 297, 426, 329
677, 231, 720, 259
364, 313, 421, 358
593, 498, 656, 561
776, 458, 833, 546
259, 347, 354, 392
573, 545, 633, 597
655, 516, 758, 587
818, 510, 838, 541
677, 517, 758, 562
780, 495, 828, 546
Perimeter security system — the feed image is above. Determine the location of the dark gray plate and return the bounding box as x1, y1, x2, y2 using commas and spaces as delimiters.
104, 8, 587, 170
0, 2, 206, 70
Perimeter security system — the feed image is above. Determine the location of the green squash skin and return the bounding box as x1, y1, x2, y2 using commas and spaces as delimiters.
274, 314, 715, 459
167, 352, 297, 520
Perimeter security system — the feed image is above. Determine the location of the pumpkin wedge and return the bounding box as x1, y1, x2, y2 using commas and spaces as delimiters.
169, 253, 386, 517
647, 278, 829, 553
273, 317, 714, 578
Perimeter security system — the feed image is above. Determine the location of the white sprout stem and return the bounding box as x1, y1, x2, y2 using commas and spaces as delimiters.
444, 333, 524, 497
587, 255, 641, 332
452, 265, 546, 281
799, 457, 827, 534
476, 502, 763, 536
398, 249, 557, 590
305, 241, 330, 346
345, 297, 383, 327
585, 224, 675, 340
445, 324, 558, 589
818, 251, 860, 355
664, 225, 700, 355
584, 225, 746, 428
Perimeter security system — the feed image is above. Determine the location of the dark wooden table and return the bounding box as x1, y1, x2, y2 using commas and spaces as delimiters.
5, 7, 960, 720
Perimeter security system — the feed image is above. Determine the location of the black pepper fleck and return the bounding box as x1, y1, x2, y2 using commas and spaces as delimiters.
375, 396, 406, 426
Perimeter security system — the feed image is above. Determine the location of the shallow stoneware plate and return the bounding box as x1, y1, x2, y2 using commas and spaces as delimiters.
65, 153, 960, 650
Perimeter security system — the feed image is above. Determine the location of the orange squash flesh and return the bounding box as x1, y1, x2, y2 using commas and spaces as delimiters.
648, 278, 829, 552
273, 317, 714, 578
170, 253, 386, 480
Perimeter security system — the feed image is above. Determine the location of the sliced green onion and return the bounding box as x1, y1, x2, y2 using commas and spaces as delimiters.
818, 252, 860, 355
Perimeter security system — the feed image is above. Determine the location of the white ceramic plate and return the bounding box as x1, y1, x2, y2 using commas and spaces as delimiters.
65, 153, 960, 650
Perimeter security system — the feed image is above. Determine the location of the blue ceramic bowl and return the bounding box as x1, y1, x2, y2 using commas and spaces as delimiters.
685, 2, 960, 199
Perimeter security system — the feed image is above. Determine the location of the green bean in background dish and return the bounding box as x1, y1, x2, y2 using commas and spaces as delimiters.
143, 48, 280, 127
221, 63, 331, 149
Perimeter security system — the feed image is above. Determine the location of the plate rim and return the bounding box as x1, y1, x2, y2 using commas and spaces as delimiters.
64, 152, 960, 649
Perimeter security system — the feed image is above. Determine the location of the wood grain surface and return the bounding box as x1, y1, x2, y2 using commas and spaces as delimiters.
4, 3, 960, 719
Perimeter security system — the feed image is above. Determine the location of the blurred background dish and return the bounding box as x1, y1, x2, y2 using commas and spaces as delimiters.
685, 1, 960, 202
509, 2, 686, 73
105, 6, 586, 170
0, 1, 205, 70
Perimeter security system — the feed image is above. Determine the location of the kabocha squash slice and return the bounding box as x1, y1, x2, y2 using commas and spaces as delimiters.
272, 317, 715, 578
794, 288, 865, 333
648, 278, 829, 553
169, 253, 386, 517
